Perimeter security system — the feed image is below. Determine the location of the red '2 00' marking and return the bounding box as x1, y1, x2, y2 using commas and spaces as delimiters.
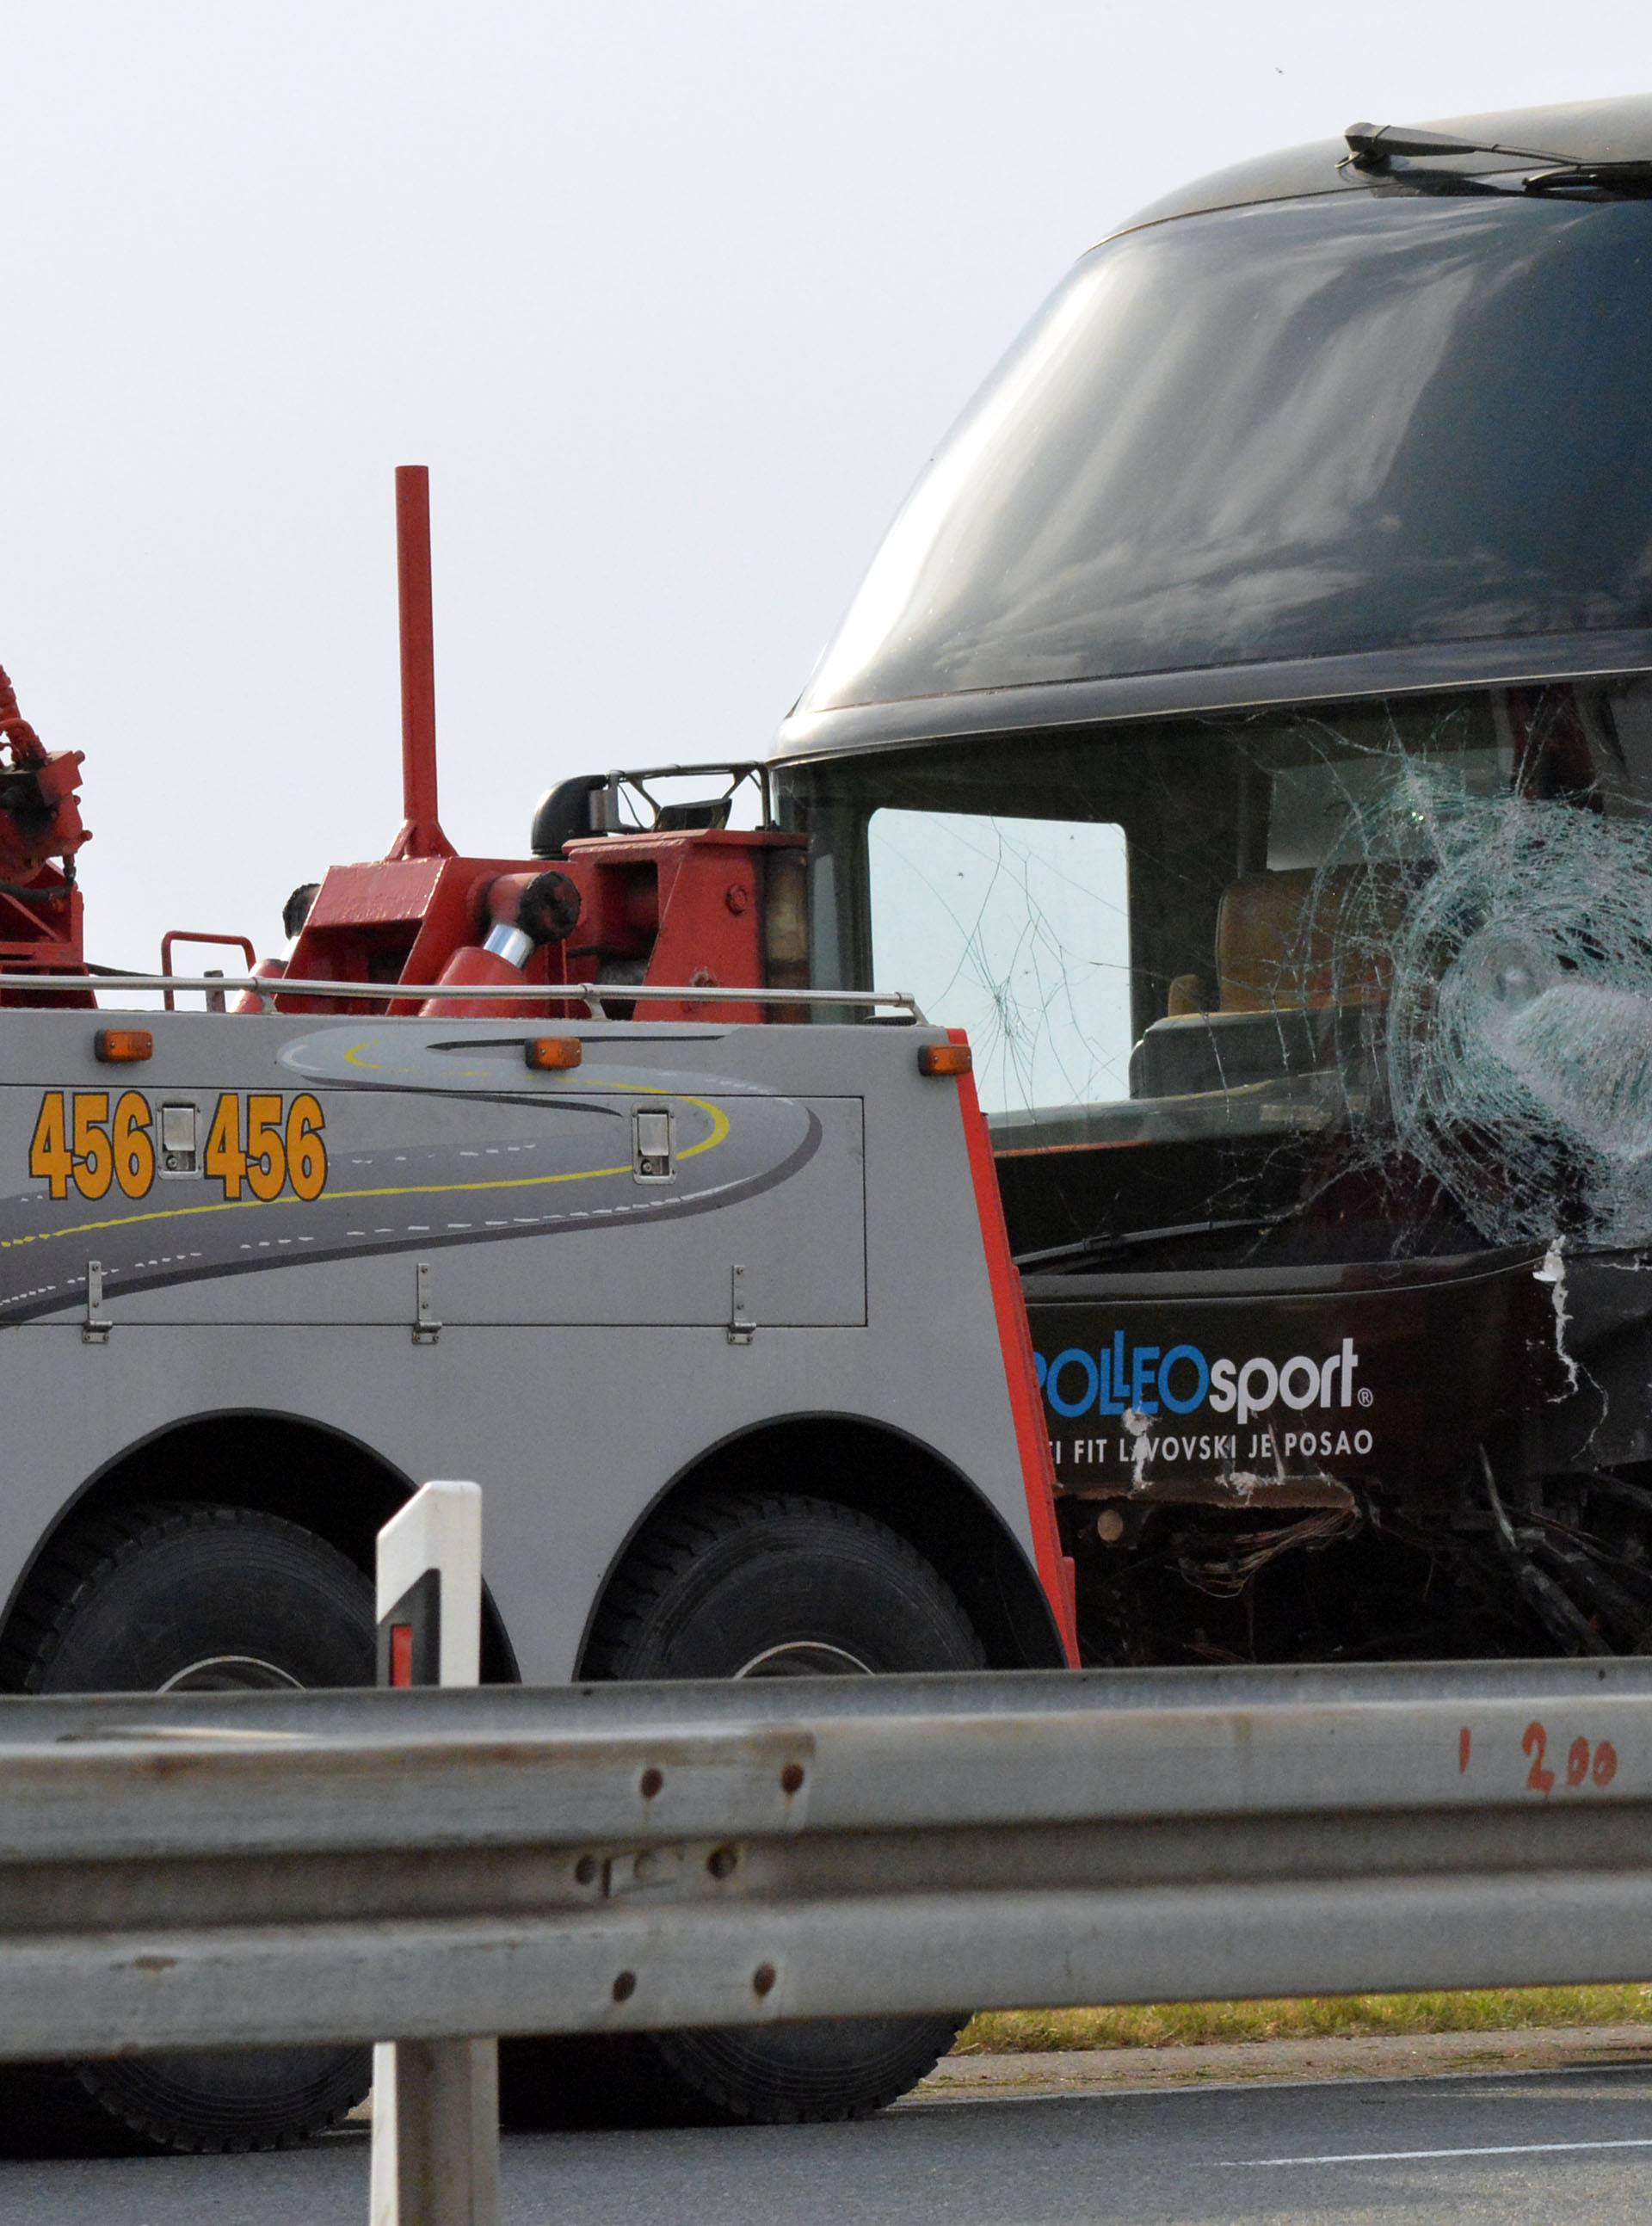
1520, 1720, 1617, 1796
1524, 1720, 1556, 1794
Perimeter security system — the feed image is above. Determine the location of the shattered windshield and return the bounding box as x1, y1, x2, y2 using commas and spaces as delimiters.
779, 680, 1652, 1264
797, 194, 1652, 714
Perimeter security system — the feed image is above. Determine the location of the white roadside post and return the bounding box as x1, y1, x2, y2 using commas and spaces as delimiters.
370, 1482, 498, 2226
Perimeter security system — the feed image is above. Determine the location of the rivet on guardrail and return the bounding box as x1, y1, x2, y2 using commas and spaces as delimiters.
574, 1855, 598, 1886
707, 1846, 738, 1880
780, 1763, 805, 1795
612, 1972, 637, 2003
752, 1964, 777, 1998
640, 1767, 664, 1799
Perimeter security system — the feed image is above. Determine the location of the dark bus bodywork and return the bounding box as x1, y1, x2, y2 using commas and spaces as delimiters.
772, 96, 1652, 1664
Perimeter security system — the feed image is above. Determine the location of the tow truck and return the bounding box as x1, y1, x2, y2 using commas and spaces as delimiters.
0, 489, 1069, 2151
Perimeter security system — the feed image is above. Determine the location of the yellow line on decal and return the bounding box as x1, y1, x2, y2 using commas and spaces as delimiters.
330, 1054, 731, 1163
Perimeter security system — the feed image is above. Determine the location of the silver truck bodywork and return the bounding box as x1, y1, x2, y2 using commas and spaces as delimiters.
0, 1008, 1067, 1680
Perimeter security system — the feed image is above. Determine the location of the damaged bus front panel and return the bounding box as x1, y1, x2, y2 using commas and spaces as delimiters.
773, 96, 1652, 1665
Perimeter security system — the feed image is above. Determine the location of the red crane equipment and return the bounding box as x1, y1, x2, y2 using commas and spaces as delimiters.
2, 472, 801, 1019
263, 467, 800, 1021
0, 665, 92, 1005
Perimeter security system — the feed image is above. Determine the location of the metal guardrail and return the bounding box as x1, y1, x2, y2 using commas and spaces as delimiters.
5, 971, 922, 1015
2, 1657, 1650, 2065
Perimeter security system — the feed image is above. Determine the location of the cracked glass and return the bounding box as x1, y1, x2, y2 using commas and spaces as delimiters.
780, 676, 1652, 1267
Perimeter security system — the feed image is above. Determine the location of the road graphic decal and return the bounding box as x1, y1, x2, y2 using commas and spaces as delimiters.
0, 1031, 820, 1321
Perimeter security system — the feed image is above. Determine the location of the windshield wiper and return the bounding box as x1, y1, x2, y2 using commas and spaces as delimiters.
1344, 121, 1574, 170
1523, 161, 1652, 200
1015, 1213, 1284, 1274
1342, 122, 1652, 202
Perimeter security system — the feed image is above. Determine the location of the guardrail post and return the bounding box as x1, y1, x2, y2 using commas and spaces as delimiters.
370, 1482, 497, 2226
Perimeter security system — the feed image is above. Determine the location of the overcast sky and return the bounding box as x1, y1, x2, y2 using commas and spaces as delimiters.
3, 1, 1645, 971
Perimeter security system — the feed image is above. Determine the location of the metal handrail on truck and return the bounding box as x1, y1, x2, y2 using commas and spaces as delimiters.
8, 971, 922, 1013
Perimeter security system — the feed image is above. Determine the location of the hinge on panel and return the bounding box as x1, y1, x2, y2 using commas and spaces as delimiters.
83, 1259, 110, 1346
413, 1259, 441, 1345
727, 1262, 756, 1346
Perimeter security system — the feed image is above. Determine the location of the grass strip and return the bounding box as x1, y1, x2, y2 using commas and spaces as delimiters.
957, 1987, 1652, 2054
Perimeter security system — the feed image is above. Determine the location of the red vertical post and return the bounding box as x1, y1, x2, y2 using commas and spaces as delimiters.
388, 465, 453, 860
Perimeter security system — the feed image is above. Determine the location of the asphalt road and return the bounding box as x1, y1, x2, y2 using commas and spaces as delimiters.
3, 2062, 1652, 2225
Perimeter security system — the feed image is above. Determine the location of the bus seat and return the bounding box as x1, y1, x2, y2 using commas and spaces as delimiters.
1217, 866, 1410, 1012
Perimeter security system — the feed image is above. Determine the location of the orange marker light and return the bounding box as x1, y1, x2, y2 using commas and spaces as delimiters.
918, 1043, 972, 1077
95, 1029, 154, 1064
524, 1036, 583, 1071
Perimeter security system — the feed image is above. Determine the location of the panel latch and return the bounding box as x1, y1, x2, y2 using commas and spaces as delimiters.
158, 1101, 200, 1177
633, 1107, 675, 1183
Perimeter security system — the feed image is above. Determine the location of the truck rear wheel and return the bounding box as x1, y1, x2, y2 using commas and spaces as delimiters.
0, 1501, 375, 2155
510, 1490, 983, 2127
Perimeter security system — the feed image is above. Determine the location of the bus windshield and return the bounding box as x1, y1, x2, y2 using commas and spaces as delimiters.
779, 680, 1652, 1261
797, 195, 1652, 718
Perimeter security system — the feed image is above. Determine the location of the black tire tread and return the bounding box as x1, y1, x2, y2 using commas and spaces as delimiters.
0, 1501, 369, 2155
2, 1501, 361, 1696
579, 1489, 977, 2125
657, 2023, 963, 2128
584, 1489, 985, 1683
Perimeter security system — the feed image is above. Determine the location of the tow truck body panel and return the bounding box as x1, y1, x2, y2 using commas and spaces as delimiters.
0, 1007, 1069, 1681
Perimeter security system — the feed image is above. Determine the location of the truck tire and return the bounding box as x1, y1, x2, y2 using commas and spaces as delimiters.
0, 1501, 375, 2155
511, 1490, 983, 2127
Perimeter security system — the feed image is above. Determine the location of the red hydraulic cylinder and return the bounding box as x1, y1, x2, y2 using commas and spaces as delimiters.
416, 941, 541, 1020
417, 869, 582, 1019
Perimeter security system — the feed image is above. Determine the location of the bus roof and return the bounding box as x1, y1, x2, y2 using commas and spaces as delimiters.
775, 95, 1652, 764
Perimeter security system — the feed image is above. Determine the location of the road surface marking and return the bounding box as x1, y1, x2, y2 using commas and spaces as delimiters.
1229, 2137, 1652, 2166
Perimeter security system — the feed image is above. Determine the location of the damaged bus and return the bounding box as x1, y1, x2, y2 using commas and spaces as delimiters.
771, 95, 1652, 1666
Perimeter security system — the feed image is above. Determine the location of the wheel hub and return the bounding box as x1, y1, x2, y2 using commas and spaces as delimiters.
732, 1640, 873, 1679
157, 1654, 305, 1694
